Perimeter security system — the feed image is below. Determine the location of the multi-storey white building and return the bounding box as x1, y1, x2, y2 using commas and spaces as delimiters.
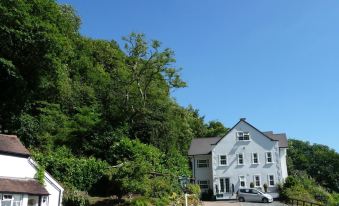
188, 118, 288, 200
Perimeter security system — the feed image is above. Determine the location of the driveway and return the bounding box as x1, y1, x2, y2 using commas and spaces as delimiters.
202, 200, 240, 206
202, 201, 287, 206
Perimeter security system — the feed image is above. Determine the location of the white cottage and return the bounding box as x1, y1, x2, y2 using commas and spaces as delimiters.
188, 118, 288, 200
0, 134, 64, 206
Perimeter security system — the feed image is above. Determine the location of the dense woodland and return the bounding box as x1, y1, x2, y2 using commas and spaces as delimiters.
0, 0, 339, 205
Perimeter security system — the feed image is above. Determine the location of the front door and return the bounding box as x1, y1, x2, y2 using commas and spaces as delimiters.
218, 177, 233, 199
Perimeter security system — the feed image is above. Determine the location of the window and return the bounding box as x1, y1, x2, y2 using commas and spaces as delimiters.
252, 153, 259, 164
239, 176, 246, 187
220, 178, 224, 193
1, 194, 22, 206
268, 175, 275, 186
238, 153, 244, 165
266, 152, 273, 163
198, 180, 209, 189
250, 189, 259, 194
41, 196, 49, 206
253, 175, 261, 187
197, 159, 209, 168
219, 178, 230, 193
237, 132, 250, 141
219, 155, 228, 166
13, 195, 22, 206
2, 194, 13, 206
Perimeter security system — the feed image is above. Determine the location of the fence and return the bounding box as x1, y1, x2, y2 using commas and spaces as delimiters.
285, 198, 323, 206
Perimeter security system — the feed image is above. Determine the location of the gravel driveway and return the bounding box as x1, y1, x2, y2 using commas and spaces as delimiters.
202, 201, 287, 206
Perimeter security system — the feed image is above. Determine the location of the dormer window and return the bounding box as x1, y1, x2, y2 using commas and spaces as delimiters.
237, 132, 250, 141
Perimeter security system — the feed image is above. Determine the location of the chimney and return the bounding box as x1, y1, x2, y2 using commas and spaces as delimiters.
240, 118, 246, 121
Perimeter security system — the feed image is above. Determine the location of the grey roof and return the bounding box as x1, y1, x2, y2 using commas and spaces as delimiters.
0, 134, 30, 157
188, 120, 289, 156
263, 131, 288, 148
0, 177, 49, 195
188, 137, 221, 156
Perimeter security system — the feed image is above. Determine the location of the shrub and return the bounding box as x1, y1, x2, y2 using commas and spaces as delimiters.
280, 174, 339, 205
250, 182, 254, 188
32, 147, 110, 191
186, 184, 201, 197
63, 187, 89, 206
126, 197, 152, 206
263, 183, 268, 192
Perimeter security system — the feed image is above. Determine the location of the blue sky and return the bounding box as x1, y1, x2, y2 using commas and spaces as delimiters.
58, 0, 339, 151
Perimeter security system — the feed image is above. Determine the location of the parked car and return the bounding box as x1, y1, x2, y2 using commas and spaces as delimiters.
236, 188, 273, 203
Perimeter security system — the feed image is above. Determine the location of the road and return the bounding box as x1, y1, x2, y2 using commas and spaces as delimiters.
202, 201, 287, 206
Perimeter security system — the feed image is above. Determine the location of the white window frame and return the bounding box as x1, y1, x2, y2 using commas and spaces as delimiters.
237, 153, 244, 165
252, 152, 259, 164
268, 174, 275, 187
253, 175, 261, 187
237, 132, 250, 141
219, 155, 228, 166
2, 194, 13, 206
219, 177, 231, 193
198, 180, 209, 189
266, 152, 273, 163
197, 159, 209, 168
239, 176, 246, 188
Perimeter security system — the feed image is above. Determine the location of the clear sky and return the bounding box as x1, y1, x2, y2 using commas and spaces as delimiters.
58, 0, 339, 151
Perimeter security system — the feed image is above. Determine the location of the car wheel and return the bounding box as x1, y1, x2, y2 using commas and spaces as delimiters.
238, 197, 245, 202
262, 198, 268, 203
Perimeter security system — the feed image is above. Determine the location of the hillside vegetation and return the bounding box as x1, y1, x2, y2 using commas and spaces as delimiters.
281, 139, 339, 205
0, 0, 225, 205
1, 1, 339, 206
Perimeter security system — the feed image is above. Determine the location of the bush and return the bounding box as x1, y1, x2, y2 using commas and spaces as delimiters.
126, 197, 152, 206
186, 184, 201, 197
108, 138, 188, 198
280, 174, 339, 205
32, 147, 110, 191
169, 192, 201, 206
63, 187, 89, 206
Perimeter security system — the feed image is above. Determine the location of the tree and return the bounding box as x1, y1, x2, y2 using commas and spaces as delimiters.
204, 121, 228, 137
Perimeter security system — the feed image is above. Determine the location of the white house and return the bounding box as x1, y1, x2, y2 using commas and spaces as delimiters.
188, 118, 288, 200
0, 134, 64, 206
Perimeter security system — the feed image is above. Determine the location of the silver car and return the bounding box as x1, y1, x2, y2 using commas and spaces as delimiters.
237, 188, 273, 203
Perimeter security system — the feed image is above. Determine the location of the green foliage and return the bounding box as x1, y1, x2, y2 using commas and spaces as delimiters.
187, 184, 201, 197
32, 147, 110, 191
35, 165, 45, 185
288, 139, 339, 192
0, 0, 226, 202
63, 187, 90, 206
125, 197, 152, 206
280, 173, 339, 205
204, 121, 228, 137
263, 183, 268, 192
108, 138, 189, 198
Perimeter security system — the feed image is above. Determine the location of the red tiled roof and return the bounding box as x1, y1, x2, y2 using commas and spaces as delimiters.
0, 177, 49, 195
0, 134, 30, 157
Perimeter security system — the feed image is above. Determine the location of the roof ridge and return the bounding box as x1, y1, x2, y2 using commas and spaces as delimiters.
0, 176, 37, 181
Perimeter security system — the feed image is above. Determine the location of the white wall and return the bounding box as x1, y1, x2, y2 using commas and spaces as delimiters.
279, 148, 288, 180
191, 154, 213, 192
0, 154, 63, 206
0, 155, 36, 178
212, 121, 283, 197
